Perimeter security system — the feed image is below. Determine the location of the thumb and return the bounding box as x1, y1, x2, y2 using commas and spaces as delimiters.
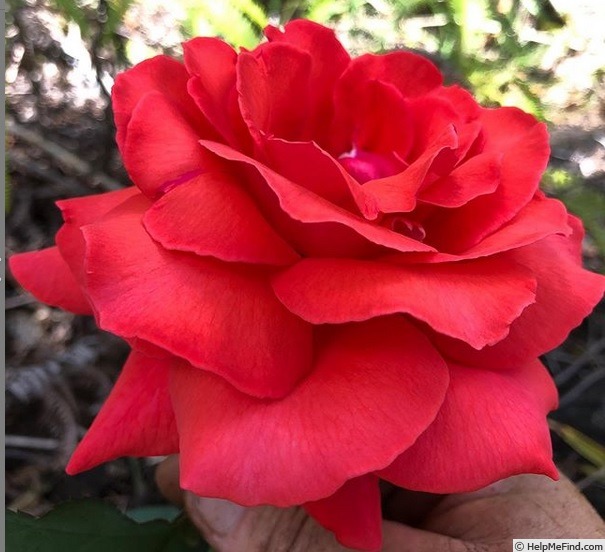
184, 493, 355, 552
381, 520, 470, 552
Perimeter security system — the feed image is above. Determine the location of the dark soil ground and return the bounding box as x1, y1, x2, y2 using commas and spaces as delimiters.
6, 0, 605, 523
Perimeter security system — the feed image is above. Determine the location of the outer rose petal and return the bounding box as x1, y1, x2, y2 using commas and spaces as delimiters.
171, 317, 449, 506
378, 359, 558, 493
272, 257, 536, 349
431, 216, 605, 368
143, 171, 299, 265
66, 350, 179, 474
112, 56, 212, 153
122, 91, 222, 198
55, 187, 140, 282
82, 195, 312, 399
304, 475, 382, 552
9, 247, 92, 315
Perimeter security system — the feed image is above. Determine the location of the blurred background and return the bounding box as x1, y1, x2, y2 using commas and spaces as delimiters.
5, 0, 605, 523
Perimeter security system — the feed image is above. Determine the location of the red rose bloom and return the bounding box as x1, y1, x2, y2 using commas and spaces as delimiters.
9, 20, 605, 552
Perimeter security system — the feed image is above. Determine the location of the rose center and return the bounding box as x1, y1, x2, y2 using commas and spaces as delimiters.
338, 147, 401, 184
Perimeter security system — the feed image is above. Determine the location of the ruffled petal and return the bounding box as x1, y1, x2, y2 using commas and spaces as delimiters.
237, 43, 312, 143
112, 55, 211, 153
184, 38, 251, 151
304, 475, 382, 552
431, 215, 605, 368
143, 171, 298, 265
55, 187, 141, 283
406, 95, 461, 161
394, 195, 571, 263
83, 195, 312, 399
265, 20, 350, 149
337, 51, 442, 102
362, 124, 458, 213
272, 256, 536, 349
122, 91, 223, 198
419, 151, 502, 208
199, 139, 435, 254
434, 85, 481, 122
378, 359, 558, 492
171, 317, 449, 505
9, 247, 92, 315
428, 109, 550, 253
66, 350, 179, 474
262, 138, 366, 214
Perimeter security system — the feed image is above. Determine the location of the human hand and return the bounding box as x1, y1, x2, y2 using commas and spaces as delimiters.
156, 455, 605, 552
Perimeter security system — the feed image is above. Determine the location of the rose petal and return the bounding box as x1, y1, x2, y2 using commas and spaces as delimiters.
122, 91, 223, 198
431, 216, 605, 368
184, 38, 251, 151
378, 359, 558, 492
428, 110, 549, 252
83, 195, 312, 399
338, 80, 413, 162
9, 247, 92, 315
304, 475, 382, 552
237, 43, 312, 143
332, 52, 442, 157
406, 95, 461, 161
399, 196, 571, 263
265, 20, 350, 149
434, 85, 481, 122
262, 138, 368, 214
198, 139, 435, 254
362, 124, 458, 213
143, 171, 298, 265
66, 350, 179, 474
171, 317, 449, 505
112, 55, 211, 153
337, 51, 442, 102
419, 151, 502, 208
55, 187, 141, 283
272, 256, 536, 349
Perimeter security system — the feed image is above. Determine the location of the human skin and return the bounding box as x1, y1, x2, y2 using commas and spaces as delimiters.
156, 455, 605, 552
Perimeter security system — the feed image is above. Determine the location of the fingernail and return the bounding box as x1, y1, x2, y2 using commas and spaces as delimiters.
189, 496, 246, 536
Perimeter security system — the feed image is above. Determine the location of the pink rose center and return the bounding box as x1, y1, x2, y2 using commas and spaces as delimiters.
338, 148, 401, 184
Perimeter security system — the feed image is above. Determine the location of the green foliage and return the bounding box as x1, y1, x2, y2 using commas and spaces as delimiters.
543, 167, 605, 258
49, 0, 135, 50
550, 420, 605, 469
178, 0, 268, 48
6, 501, 210, 552
562, 189, 605, 258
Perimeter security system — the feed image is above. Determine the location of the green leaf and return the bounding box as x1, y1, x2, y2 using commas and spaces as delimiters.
550, 420, 605, 468
6, 501, 210, 552
127, 505, 181, 523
